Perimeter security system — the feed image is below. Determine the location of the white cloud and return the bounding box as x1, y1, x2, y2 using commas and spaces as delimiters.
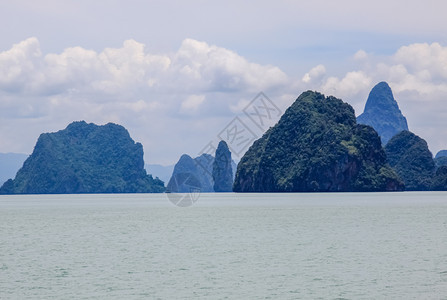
180, 94, 206, 112
321, 71, 372, 99
0, 38, 42, 93
172, 39, 288, 93
0, 37, 288, 98
0, 37, 291, 164
394, 43, 447, 81
302, 64, 326, 84
353, 50, 368, 60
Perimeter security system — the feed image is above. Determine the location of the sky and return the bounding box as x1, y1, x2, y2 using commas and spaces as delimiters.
1, 0, 447, 166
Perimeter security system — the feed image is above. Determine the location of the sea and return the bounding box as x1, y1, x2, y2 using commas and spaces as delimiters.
1, 192, 446, 299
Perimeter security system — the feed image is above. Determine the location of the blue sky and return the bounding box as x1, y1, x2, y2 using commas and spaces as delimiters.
1, 0, 447, 165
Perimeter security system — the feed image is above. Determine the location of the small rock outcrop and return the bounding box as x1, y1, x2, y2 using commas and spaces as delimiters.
212, 141, 233, 192
435, 150, 447, 169
385, 130, 435, 191
436, 150, 447, 158
357, 82, 408, 144
233, 91, 403, 192
0, 121, 165, 194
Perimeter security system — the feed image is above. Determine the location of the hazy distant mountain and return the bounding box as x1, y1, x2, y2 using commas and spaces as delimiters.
0, 153, 28, 186
357, 82, 408, 144
234, 90, 403, 192
0, 121, 164, 194
167, 152, 237, 193
145, 164, 174, 184
167, 154, 214, 193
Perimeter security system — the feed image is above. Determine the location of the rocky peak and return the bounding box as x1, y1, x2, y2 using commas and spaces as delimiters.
357, 81, 408, 144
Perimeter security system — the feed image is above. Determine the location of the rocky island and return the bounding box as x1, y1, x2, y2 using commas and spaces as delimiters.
233, 91, 403, 192
0, 121, 165, 194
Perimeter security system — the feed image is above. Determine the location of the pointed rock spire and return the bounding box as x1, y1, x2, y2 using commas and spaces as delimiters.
212, 141, 233, 192
357, 82, 408, 144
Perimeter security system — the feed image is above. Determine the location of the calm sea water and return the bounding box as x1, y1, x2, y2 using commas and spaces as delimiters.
1, 192, 447, 299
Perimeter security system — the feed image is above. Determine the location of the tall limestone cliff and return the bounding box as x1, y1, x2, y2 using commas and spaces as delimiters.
0, 121, 165, 194
357, 82, 408, 144
212, 141, 233, 192
233, 91, 403, 192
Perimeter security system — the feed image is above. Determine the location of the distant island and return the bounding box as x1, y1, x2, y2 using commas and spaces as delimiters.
166, 142, 237, 193
0, 121, 164, 194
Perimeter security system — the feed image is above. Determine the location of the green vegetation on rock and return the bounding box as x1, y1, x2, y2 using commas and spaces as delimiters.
431, 166, 447, 191
0, 121, 164, 194
385, 130, 435, 191
234, 91, 403, 192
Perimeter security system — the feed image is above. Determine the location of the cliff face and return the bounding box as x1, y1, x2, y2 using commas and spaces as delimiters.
0, 121, 165, 194
212, 141, 233, 192
233, 91, 403, 192
431, 166, 447, 191
385, 130, 435, 191
357, 82, 408, 144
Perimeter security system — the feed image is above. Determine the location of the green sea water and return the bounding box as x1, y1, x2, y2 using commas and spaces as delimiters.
1, 192, 446, 299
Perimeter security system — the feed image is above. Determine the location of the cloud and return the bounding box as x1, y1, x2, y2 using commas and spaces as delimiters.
0, 37, 290, 164
0, 37, 42, 93
321, 71, 372, 99
302, 64, 326, 84
180, 94, 206, 113
0, 37, 288, 99
394, 43, 447, 80
172, 39, 288, 93
353, 50, 368, 60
